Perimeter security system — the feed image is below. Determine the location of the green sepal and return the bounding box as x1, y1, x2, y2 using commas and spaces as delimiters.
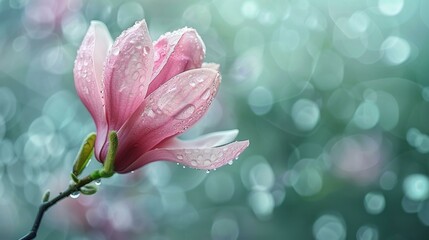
87, 131, 117, 181
80, 185, 97, 195
42, 190, 50, 203
102, 131, 118, 177
73, 133, 96, 176
70, 173, 79, 183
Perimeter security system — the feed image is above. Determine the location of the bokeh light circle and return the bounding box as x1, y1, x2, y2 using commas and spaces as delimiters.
403, 174, 429, 201
313, 214, 346, 240
291, 99, 320, 131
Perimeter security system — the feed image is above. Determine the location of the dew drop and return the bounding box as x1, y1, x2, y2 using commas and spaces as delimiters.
154, 51, 161, 61
136, 45, 142, 50
191, 160, 198, 166
177, 154, 184, 160
182, 165, 186, 168
189, 81, 196, 87
177, 163, 180, 165
83, 60, 89, 66
143, 46, 150, 55
131, 171, 135, 173
203, 160, 211, 166
83, 86, 89, 95
146, 109, 156, 118
95, 179, 101, 186
206, 170, 210, 173
70, 191, 80, 199
197, 77, 205, 83
112, 48, 120, 56
228, 160, 233, 165
132, 71, 140, 81
174, 104, 196, 120
119, 85, 126, 93
201, 89, 211, 100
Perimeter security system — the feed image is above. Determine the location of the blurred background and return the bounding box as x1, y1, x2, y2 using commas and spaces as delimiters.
1, 0, 429, 239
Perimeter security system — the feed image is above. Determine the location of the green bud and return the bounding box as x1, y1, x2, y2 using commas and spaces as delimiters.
80, 185, 97, 195
42, 190, 50, 203
70, 173, 79, 183
102, 131, 118, 177
73, 133, 96, 176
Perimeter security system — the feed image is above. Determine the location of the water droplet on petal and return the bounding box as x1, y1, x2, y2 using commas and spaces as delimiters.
201, 89, 211, 100
154, 51, 161, 61
197, 77, 205, 83
70, 191, 80, 199
189, 81, 196, 87
177, 154, 184, 160
204, 160, 211, 166
174, 104, 196, 120
145, 109, 156, 118
132, 71, 140, 81
206, 170, 211, 173
143, 46, 150, 55
95, 179, 101, 186
112, 48, 120, 56
228, 160, 233, 165
119, 84, 126, 93
83, 86, 89, 95
191, 160, 198, 166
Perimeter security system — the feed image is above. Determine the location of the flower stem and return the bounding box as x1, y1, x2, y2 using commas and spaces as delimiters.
19, 175, 97, 240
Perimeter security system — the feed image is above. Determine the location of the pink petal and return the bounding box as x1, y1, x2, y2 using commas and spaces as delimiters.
73, 21, 112, 160
202, 62, 220, 71
104, 20, 154, 131
157, 129, 239, 149
116, 140, 249, 173
116, 68, 221, 167
147, 28, 205, 95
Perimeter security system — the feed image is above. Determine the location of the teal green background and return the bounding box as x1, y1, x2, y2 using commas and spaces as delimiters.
2, 0, 429, 239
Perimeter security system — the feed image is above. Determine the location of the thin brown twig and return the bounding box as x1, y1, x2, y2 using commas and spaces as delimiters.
19, 175, 95, 240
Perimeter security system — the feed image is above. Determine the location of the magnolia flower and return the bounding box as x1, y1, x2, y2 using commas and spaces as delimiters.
73, 20, 249, 173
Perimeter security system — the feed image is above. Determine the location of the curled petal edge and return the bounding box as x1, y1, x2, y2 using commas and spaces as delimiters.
157, 129, 239, 149
116, 140, 249, 173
